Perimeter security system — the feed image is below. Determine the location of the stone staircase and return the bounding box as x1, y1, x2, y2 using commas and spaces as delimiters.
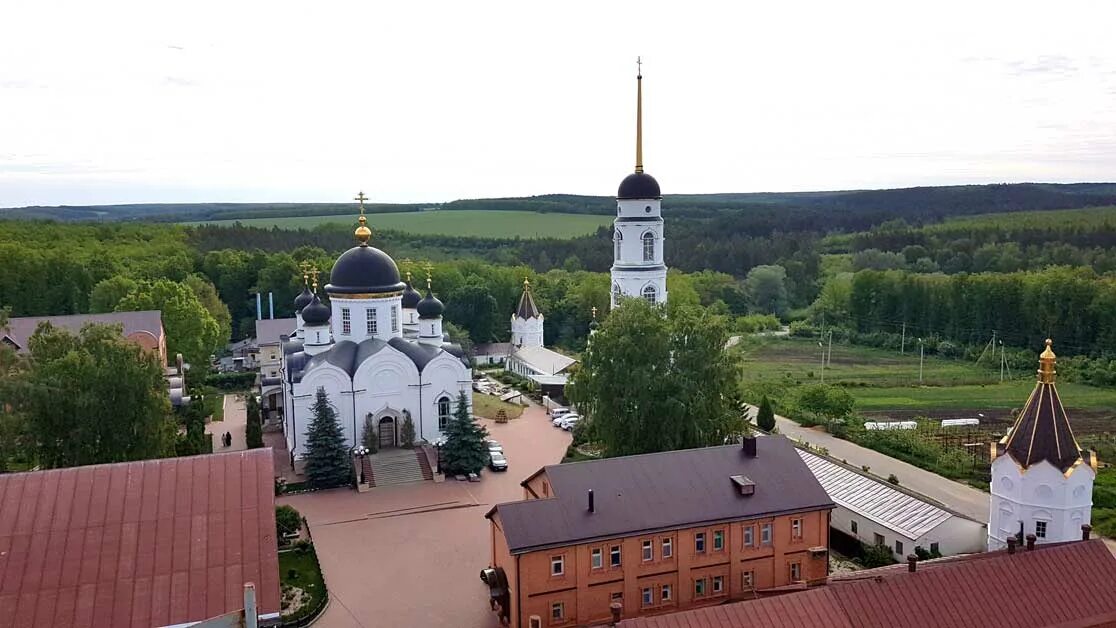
367, 448, 430, 487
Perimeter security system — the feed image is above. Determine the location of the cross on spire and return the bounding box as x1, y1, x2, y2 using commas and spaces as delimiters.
637, 56, 642, 79
354, 191, 368, 215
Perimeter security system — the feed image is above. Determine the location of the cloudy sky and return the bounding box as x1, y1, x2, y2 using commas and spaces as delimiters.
2, 0, 1115, 207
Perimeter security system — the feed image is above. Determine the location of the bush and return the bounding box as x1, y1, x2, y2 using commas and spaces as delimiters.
276, 505, 302, 539
860, 542, 897, 568
246, 395, 264, 449
400, 416, 416, 448
788, 321, 818, 338
203, 371, 256, 390
887, 474, 900, 485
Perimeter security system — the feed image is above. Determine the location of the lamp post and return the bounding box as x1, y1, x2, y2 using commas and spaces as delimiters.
353, 445, 369, 484
818, 341, 825, 384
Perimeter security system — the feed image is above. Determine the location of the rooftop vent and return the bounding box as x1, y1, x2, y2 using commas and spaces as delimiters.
730, 474, 755, 496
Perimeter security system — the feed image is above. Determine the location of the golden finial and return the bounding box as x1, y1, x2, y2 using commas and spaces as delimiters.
523, 277, 531, 291
426, 272, 432, 291
635, 56, 644, 174
306, 264, 320, 292
1038, 338, 1057, 384
354, 191, 371, 245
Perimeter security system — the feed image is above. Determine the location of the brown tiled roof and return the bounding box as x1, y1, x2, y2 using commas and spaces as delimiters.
1, 311, 164, 353
620, 539, 1116, 628
489, 437, 834, 553
0, 449, 280, 628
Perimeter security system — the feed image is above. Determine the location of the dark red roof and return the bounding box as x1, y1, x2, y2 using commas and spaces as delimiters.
0, 449, 280, 628
620, 539, 1116, 628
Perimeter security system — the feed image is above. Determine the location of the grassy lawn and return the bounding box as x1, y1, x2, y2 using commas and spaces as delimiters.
279, 545, 327, 622
473, 392, 525, 420
183, 209, 612, 239
741, 336, 1116, 418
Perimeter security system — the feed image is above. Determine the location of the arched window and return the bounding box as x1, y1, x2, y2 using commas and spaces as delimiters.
642, 232, 655, 261
642, 285, 657, 305
437, 396, 452, 430
613, 283, 622, 303
614, 230, 622, 259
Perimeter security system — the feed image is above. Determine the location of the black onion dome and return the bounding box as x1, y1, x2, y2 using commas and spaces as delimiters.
401, 281, 422, 309
589, 319, 600, 330
325, 245, 407, 295
417, 290, 444, 319
301, 294, 331, 326
617, 172, 661, 199
294, 285, 314, 311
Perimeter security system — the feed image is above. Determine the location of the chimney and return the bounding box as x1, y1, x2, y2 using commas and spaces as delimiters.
907, 555, 918, 572
742, 435, 757, 458
1025, 534, 1036, 551
609, 602, 622, 626
1082, 524, 1093, 541
1007, 537, 1016, 554
588, 489, 595, 513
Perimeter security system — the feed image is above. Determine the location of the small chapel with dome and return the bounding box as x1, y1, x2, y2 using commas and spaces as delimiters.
279, 196, 472, 459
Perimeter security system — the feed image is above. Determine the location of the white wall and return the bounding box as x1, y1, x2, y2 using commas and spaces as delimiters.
330, 295, 403, 343
830, 502, 985, 559
988, 456, 1095, 549
611, 198, 667, 309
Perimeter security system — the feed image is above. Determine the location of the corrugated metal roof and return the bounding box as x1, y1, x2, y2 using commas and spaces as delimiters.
0, 449, 280, 628
798, 449, 951, 540
620, 539, 1116, 628
254, 318, 296, 347
511, 345, 576, 375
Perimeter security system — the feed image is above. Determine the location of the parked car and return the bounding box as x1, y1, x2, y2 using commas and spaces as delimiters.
489, 451, 508, 471
558, 415, 580, 430
486, 440, 503, 454
549, 406, 571, 418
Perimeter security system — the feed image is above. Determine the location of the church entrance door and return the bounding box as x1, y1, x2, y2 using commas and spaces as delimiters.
378, 417, 396, 449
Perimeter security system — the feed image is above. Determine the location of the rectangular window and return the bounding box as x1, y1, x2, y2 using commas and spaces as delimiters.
591, 548, 603, 570
366, 308, 377, 335
743, 525, 754, 548
642, 539, 653, 562
551, 602, 564, 621
610, 592, 623, 602
850, 520, 858, 535
712, 575, 724, 594
713, 530, 724, 551
790, 562, 801, 581
742, 570, 755, 590
550, 555, 564, 576
341, 308, 351, 335
530, 617, 542, 628
930, 542, 940, 555
391, 306, 399, 333
792, 518, 803, 540
874, 533, 885, 546
661, 584, 672, 602
661, 537, 673, 558
695, 532, 706, 553
895, 540, 904, 555
641, 587, 653, 607
610, 545, 622, 567
1036, 521, 1047, 538
694, 578, 706, 597
761, 523, 772, 546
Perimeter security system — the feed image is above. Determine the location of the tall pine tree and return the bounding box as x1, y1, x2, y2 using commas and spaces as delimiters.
303, 387, 351, 489
757, 395, 776, 432
441, 391, 489, 475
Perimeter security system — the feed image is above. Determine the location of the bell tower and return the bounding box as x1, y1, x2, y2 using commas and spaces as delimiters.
611, 58, 667, 309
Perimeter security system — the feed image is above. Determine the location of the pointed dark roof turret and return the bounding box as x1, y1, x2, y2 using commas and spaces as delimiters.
999, 339, 1086, 474
516, 278, 541, 320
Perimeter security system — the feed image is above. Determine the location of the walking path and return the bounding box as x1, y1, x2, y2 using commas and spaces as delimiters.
748, 404, 991, 523
207, 393, 248, 452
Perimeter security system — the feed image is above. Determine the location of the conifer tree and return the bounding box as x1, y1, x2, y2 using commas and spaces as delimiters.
757, 395, 776, 432
245, 394, 264, 449
441, 391, 489, 475
303, 387, 351, 489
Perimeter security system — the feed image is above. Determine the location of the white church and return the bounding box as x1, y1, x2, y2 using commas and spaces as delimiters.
279, 204, 472, 459
987, 339, 1098, 549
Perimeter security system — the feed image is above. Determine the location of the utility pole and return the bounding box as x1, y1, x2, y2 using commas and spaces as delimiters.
901, 322, 906, 355
918, 338, 925, 384
999, 340, 1006, 382
819, 341, 826, 384
827, 330, 833, 368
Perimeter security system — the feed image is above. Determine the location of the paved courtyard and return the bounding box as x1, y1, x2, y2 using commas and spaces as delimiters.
208, 393, 247, 452
278, 403, 572, 628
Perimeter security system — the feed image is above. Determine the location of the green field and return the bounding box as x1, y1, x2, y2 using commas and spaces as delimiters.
739, 336, 1116, 421
183, 210, 613, 239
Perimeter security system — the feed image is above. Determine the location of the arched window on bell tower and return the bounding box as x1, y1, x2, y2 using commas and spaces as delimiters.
615, 230, 622, 260
642, 285, 657, 305
642, 232, 655, 261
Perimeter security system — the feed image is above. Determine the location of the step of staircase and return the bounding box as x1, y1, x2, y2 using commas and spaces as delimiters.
368, 449, 429, 487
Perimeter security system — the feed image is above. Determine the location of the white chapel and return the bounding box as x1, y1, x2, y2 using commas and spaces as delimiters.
279, 197, 472, 459
987, 339, 1098, 549
611, 63, 668, 309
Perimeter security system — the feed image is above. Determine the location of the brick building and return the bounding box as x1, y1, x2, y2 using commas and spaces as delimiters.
484, 436, 835, 627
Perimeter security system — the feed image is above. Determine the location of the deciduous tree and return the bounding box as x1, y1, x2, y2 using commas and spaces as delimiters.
116, 279, 223, 367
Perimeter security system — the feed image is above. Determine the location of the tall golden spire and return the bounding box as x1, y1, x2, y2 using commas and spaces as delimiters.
354, 190, 371, 245
635, 56, 644, 174
1038, 338, 1057, 384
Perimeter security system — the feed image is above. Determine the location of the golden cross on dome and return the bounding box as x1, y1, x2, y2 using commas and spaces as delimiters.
354, 191, 369, 214
636, 55, 642, 78
591, 306, 598, 319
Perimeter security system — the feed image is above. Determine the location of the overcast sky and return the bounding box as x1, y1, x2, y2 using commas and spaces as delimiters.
2, 0, 1115, 208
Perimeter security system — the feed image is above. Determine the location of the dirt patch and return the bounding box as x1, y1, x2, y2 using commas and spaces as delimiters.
862, 407, 1116, 435
281, 584, 310, 616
